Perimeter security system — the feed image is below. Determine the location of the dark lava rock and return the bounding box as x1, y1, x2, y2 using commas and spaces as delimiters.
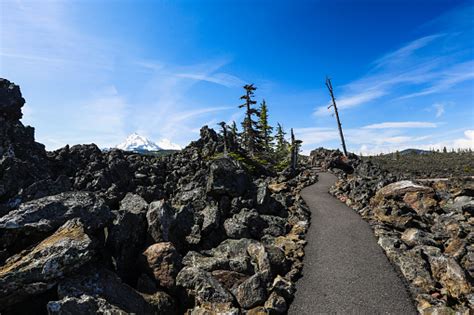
207, 157, 250, 197
57, 267, 174, 314
0, 191, 113, 253
0, 219, 95, 309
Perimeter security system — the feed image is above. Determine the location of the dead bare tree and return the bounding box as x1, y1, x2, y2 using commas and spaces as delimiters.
325, 77, 348, 156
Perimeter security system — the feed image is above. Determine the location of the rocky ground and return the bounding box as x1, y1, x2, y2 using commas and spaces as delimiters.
0, 78, 318, 314
365, 152, 474, 179
310, 148, 474, 314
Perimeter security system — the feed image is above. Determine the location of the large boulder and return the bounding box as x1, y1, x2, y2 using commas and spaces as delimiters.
232, 273, 267, 309
0, 191, 113, 252
57, 267, 173, 314
0, 219, 95, 309
207, 158, 250, 197
176, 267, 235, 305
372, 181, 433, 205
141, 242, 183, 290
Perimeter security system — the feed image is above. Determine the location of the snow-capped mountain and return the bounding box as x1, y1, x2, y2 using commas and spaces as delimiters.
116, 133, 162, 152
116, 133, 182, 153
157, 138, 182, 150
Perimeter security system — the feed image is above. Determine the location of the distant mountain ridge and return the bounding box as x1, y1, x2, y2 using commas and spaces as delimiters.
116, 133, 181, 153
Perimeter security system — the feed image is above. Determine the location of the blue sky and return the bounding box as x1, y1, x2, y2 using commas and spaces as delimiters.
1, 0, 473, 154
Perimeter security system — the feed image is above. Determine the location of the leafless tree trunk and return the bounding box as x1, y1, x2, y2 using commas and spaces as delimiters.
326, 77, 348, 157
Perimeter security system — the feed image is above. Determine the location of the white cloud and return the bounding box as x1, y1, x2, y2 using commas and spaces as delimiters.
314, 89, 386, 116
363, 121, 437, 129
433, 102, 445, 118
454, 130, 474, 148
176, 72, 245, 88
373, 34, 444, 69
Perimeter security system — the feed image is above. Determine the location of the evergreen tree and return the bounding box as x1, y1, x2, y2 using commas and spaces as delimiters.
239, 84, 261, 156
443, 146, 447, 153
275, 123, 288, 153
228, 120, 239, 150
218, 121, 228, 156
258, 99, 273, 152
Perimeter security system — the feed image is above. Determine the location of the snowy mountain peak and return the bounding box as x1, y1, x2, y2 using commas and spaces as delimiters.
157, 138, 182, 150
116, 133, 162, 152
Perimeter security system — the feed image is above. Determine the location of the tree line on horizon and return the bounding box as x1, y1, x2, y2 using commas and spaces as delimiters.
218, 84, 302, 171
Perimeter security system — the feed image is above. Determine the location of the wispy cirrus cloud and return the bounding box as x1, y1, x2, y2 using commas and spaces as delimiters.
314, 6, 474, 117
432, 102, 446, 118
363, 121, 437, 129
176, 72, 245, 88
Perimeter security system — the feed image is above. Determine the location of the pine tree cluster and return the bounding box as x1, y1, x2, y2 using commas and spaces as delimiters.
218, 84, 303, 172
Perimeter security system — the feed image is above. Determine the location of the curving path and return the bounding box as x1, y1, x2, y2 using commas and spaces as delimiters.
289, 172, 416, 315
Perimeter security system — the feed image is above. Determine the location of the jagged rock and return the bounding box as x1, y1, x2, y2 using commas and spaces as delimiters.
47, 295, 128, 314
201, 203, 221, 235
260, 215, 289, 237
0, 78, 25, 121
232, 273, 267, 309
57, 267, 167, 314
119, 192, 149, 214
146, 201, 198, 249
182, 251, 231, 272
428, 254, 471, 298
224, 208, 265, 239
207, 158, 249, 197
186, 302, 240, 315
444, 238, 466, 260
211, 270, 249, 291
270, 275, 295, 300
247, 242, 272, 281
264, 291, 287, 314
401, 228, 437, 247
176, 267, 234, 305
106, 208, 147, 283
268, 182, 288, 194
141, 242, 183, 289
0, 191, 112, 252
393, 248, 435, 294
372, 181, 433, 205
403, 191, 438, 215
0, 219, 94, 309
372, 205, 414, 229
19, 175, 71, 203
147, 200, 175, 242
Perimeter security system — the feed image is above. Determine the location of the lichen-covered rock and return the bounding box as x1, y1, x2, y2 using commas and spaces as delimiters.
206, 158, 249, 197
427, 255, 471, 299
0, 191, 112, 252
47, 295, 128, 315
176, 267, 235, 305
373, 181, 433, 203
232, 273, 267, 309
264, 291, 287, 314
0, 219, 94, 309
401, 228, 437, 247
141, 242, 183, 289
57, 267, 167, 314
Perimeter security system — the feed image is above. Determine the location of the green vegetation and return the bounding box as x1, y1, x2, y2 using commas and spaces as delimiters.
217, 84, 302, 174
